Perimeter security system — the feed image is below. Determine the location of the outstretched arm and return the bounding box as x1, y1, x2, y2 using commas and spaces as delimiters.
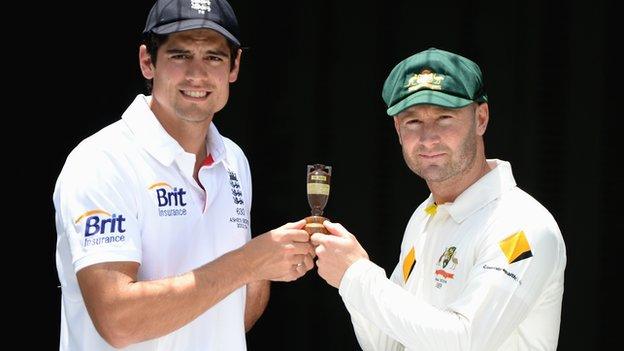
79, 220, 315, 348
312, 220, 563, 351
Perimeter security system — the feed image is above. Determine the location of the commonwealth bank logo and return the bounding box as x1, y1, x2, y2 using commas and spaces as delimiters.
499, 231, 533, 264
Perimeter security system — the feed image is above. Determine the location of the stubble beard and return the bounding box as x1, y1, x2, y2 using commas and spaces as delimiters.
173, 101, 213, 124
404, 132, 478, 183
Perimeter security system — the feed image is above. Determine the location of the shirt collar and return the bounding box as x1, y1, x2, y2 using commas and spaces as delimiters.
121, 94, 227, 167
206, 123, 226, 166
429, 159, 517, 223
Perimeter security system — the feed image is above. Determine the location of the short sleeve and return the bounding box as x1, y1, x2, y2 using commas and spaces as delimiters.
54, 144, 142, 273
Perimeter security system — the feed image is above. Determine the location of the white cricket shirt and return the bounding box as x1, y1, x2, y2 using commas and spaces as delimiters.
54, 95, 252, 350
339, 159, 566, 351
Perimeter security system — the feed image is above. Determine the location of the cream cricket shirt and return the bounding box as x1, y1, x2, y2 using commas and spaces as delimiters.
339, 160, 566, 351
54, 95, 252, 351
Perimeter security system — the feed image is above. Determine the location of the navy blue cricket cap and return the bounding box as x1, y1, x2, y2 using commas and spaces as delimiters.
143, 0, 241, 47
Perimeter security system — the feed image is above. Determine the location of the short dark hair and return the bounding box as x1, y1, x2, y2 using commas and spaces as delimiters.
141, 32, 241, 93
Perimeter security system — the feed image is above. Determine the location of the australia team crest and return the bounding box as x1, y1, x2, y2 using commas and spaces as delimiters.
435, 246, 459, 288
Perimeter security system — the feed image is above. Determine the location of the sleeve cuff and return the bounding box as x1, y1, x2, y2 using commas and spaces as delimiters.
74, 250, 142, 272
339, 259, 385, 299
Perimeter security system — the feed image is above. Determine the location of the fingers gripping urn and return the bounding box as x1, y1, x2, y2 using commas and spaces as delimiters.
305, 164, 332, 235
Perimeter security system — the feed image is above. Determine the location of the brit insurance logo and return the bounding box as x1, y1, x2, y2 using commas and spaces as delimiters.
74, 209, 126, 247
148, 182, 188, 217
434, 246, 459, 289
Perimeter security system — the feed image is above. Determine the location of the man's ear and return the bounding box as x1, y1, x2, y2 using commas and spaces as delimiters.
139, 45, 155, 80
476, 103, 489, 136
393, 116, 403, 145
229, 48, 242, 83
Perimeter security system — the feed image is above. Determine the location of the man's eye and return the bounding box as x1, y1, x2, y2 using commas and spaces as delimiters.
438, 116, 453, 124
172, 54, 190, 60
207, 56, 224, 62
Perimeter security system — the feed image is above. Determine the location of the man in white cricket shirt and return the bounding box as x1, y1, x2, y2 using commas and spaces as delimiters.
311, 48, 566, 351
53, 0, 315, 349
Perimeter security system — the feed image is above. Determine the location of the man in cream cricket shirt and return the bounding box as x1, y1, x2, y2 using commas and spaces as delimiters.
311, 48, 566, 351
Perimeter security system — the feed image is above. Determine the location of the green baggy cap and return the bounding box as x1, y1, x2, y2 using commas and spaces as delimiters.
382, 48, 487, 116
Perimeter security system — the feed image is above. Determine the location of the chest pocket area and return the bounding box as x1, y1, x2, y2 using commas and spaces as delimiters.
144, 181, 200, 241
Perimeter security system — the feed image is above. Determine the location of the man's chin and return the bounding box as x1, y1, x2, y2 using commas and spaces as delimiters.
416, 166, 450, 182
176, 109, 213, 123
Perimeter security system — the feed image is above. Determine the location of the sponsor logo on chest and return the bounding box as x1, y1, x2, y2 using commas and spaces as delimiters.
148, 182, 188, 217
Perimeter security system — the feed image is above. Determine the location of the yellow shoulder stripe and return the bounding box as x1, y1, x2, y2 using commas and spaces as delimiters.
402, 246, 416, 282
